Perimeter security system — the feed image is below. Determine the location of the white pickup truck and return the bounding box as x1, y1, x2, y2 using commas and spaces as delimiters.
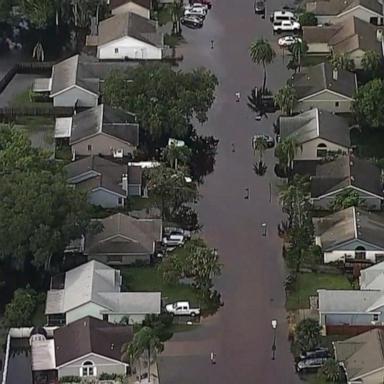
273, 20, 301, 33
165, 301, 201, 317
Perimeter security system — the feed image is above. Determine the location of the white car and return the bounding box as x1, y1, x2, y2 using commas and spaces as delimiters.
278, 35, 302, 47
185, 3, 208, 11
273, 20, 301, 33
162, 233, 185, 247
184, 8, 206, 18
165, 301, 201, 316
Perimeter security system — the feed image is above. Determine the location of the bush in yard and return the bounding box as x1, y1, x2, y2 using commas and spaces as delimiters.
298, 12, 317, 26
4, 288, 39, 327
295, 318, 321, 352
321, 359, 341, 382
142, 313, 174, 342
59, 376, 81, 383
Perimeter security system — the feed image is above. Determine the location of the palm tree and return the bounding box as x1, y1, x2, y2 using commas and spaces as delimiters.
274, 84, 297, 116
121, 340, 143, 378
249, 39, 276, 92
252, 135, 268, 176
162, 143, 191, 170
361, 50, 381, 75
295, 318, 321, 352
329, 52, 355, 71
289, 40, 308, 72
275, 137, 300, 172
170, 0, 183, 35
321, 359, 341, 383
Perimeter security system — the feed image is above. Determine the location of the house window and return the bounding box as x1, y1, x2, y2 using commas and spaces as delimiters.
87, 144, 92, 152
335, 102, 339, 107
81, 361, 96, 377
355, 246, 366, 260
107, 255, 123, 263
118, 197, 124, 206
317, 143, 328, 158
376, 254, 384, 263
114, 48, 119, 54
373, 314, 379, 321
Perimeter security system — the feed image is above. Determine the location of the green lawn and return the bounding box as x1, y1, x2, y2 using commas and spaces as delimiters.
128, 195, 158, 211
287, 272, 352, 310
10, 88, 50, 108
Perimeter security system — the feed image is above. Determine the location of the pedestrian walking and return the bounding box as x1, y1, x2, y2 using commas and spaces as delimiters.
210, 352, 216, 365
235, 91, 240, 102
232, 143, 235, 152
210, 39, 214, 49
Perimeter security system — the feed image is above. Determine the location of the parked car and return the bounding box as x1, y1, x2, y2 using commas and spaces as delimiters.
278, 35, 302, 47
165, 301, 201, 316
296, 357, 329, 373
181, 16, 204, 28
164, 227, 192, 239
252, 134, 275, 148
185, 2, 209, 11
254, 0, 265, 14
270, 10, 297, 23
189, 0, 212, 8
162, 233, 185, 247
300, 347, 330, 360
273, 20, 301, 33
184, 8, 207, 18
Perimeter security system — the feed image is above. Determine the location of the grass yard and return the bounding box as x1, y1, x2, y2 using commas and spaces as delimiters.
128, 195, 158, 211
286, 272, 352, 310
10, 88, 50, 108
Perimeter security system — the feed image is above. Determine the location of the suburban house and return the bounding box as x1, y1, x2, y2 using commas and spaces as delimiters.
33, 54, 100, 108
303, 17, 384, 68
45, 260, 161, 326
65, 156, 142, 208
305, 0, 384, 25
55, 104, 139, 157
278, 108, 350, 161
318, 288, 384, 332
310, 155, 384, 210
314, 207, 384, 263
109, 0, 151, 18
334, 329, 384, 383
30, 317, 133, 382
87, 12, 164, 60
360, 262, 384, 289
85, 213, 162, 265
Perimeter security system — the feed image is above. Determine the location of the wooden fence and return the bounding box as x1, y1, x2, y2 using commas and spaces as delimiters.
0, 106, 74, 120
326, 324, 384, 336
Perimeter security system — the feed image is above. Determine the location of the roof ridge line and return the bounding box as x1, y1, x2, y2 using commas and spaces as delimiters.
352, 206, 358, 239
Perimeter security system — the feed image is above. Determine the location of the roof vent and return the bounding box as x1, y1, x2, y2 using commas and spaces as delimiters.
332, 69, 338, 81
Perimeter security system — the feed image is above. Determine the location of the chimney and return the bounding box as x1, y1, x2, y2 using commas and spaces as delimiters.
332, 69, 338, 80
122, 174, 128, 192
377, 29, 383, 42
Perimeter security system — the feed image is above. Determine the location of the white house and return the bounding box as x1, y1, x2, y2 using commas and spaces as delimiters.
45, 260, 161, 326
109, 0, 151, 19
279, 108, 350, 161
291, 62, 357, 113
314, 207, 384, 263
89, 12, 164, 60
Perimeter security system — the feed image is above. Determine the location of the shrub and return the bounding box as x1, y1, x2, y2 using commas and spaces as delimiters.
59, 376, 81, 383
4, 288, 38, 327
295, 318, 321, 352
298, 12, 317, 26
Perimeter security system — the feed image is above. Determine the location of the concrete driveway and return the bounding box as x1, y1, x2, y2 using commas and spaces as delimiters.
160, 0, 301, 383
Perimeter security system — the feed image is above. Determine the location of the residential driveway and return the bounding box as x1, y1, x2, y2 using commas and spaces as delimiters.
159, 0, 301, 383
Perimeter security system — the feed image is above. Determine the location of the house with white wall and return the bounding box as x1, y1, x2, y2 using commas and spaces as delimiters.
88, 12, 164, 60
314, 207, 384, 263
278, 108, 350, 161
45, 260, 161, 326
291, 63, 357, 113
109, 0, 151, 19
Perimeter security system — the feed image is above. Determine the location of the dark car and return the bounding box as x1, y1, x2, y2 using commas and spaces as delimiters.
300, 347, 330, 360
181, 16, 203, 28
254, 0, 265, 13
296, 357, 329, 373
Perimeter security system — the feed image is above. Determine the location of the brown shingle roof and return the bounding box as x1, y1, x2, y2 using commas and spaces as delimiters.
306, 0, 383, 16
97, 12, 163, 48
54, 316, 133, 366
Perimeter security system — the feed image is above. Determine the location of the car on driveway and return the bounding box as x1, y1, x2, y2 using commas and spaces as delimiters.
296, 357, 329, 373
252, 134, 275, 148
300, 347, 330, 360
181, 16, 204, 28
278, 35, 302, 47
273, 20, 301, 33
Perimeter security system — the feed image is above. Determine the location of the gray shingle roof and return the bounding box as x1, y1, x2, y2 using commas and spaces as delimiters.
279, 108, 350, 147
69, 104, 139, 146
310, 155, 383, 198
110, 0, 151, 9
314, 207, 384, 250
360, 262, 384, 289
86, 213, 162, 256
54, 316, 133, 366
97, 12, 163, 48
306, 0, 383, 15
50, 54, 100, 97
334, 329, 384, 380
291, 62, 357, 99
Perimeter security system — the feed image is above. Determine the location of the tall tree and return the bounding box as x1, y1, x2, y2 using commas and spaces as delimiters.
162, 142, 191, 170
289, 40, 308, 72
252, 135, 268, 175
275, 136, 300, 173
329, 189, 362, 211
352, 78, 384, 129
0, 126, 91, 271
170, 0, 183, 35
274, 84, 297, 115
103, 64, 218, 148
249, 38, 276, 91
329, 53, 355, 71
361, 50, 382, 77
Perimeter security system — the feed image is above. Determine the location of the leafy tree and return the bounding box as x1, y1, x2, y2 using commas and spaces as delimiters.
295, 318, 321, 352
329, 189, 362, 211
145, 165, 198, 220
353, 78, 384, 128
275, 136, 300, 174
162, 142, 191, 170
329, 53, 355, 71
170, 0, 183, 35
121, 338, 143, 378
298, 11, 317, 26
249, 38, 276, 91
4, 288, 40, 327
142, 313, 174, 342
0, 126, 92, 270
288, 40, 308, 72
103, 64, 218, 148
321, 359, 341, 382
361, 50, 382, 76
274, 84, 297, 115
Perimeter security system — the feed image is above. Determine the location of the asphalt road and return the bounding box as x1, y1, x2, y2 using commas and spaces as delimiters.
160, 1, 300, 383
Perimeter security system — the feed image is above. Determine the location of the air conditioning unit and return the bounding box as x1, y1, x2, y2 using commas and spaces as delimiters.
113, 149, 123, 158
